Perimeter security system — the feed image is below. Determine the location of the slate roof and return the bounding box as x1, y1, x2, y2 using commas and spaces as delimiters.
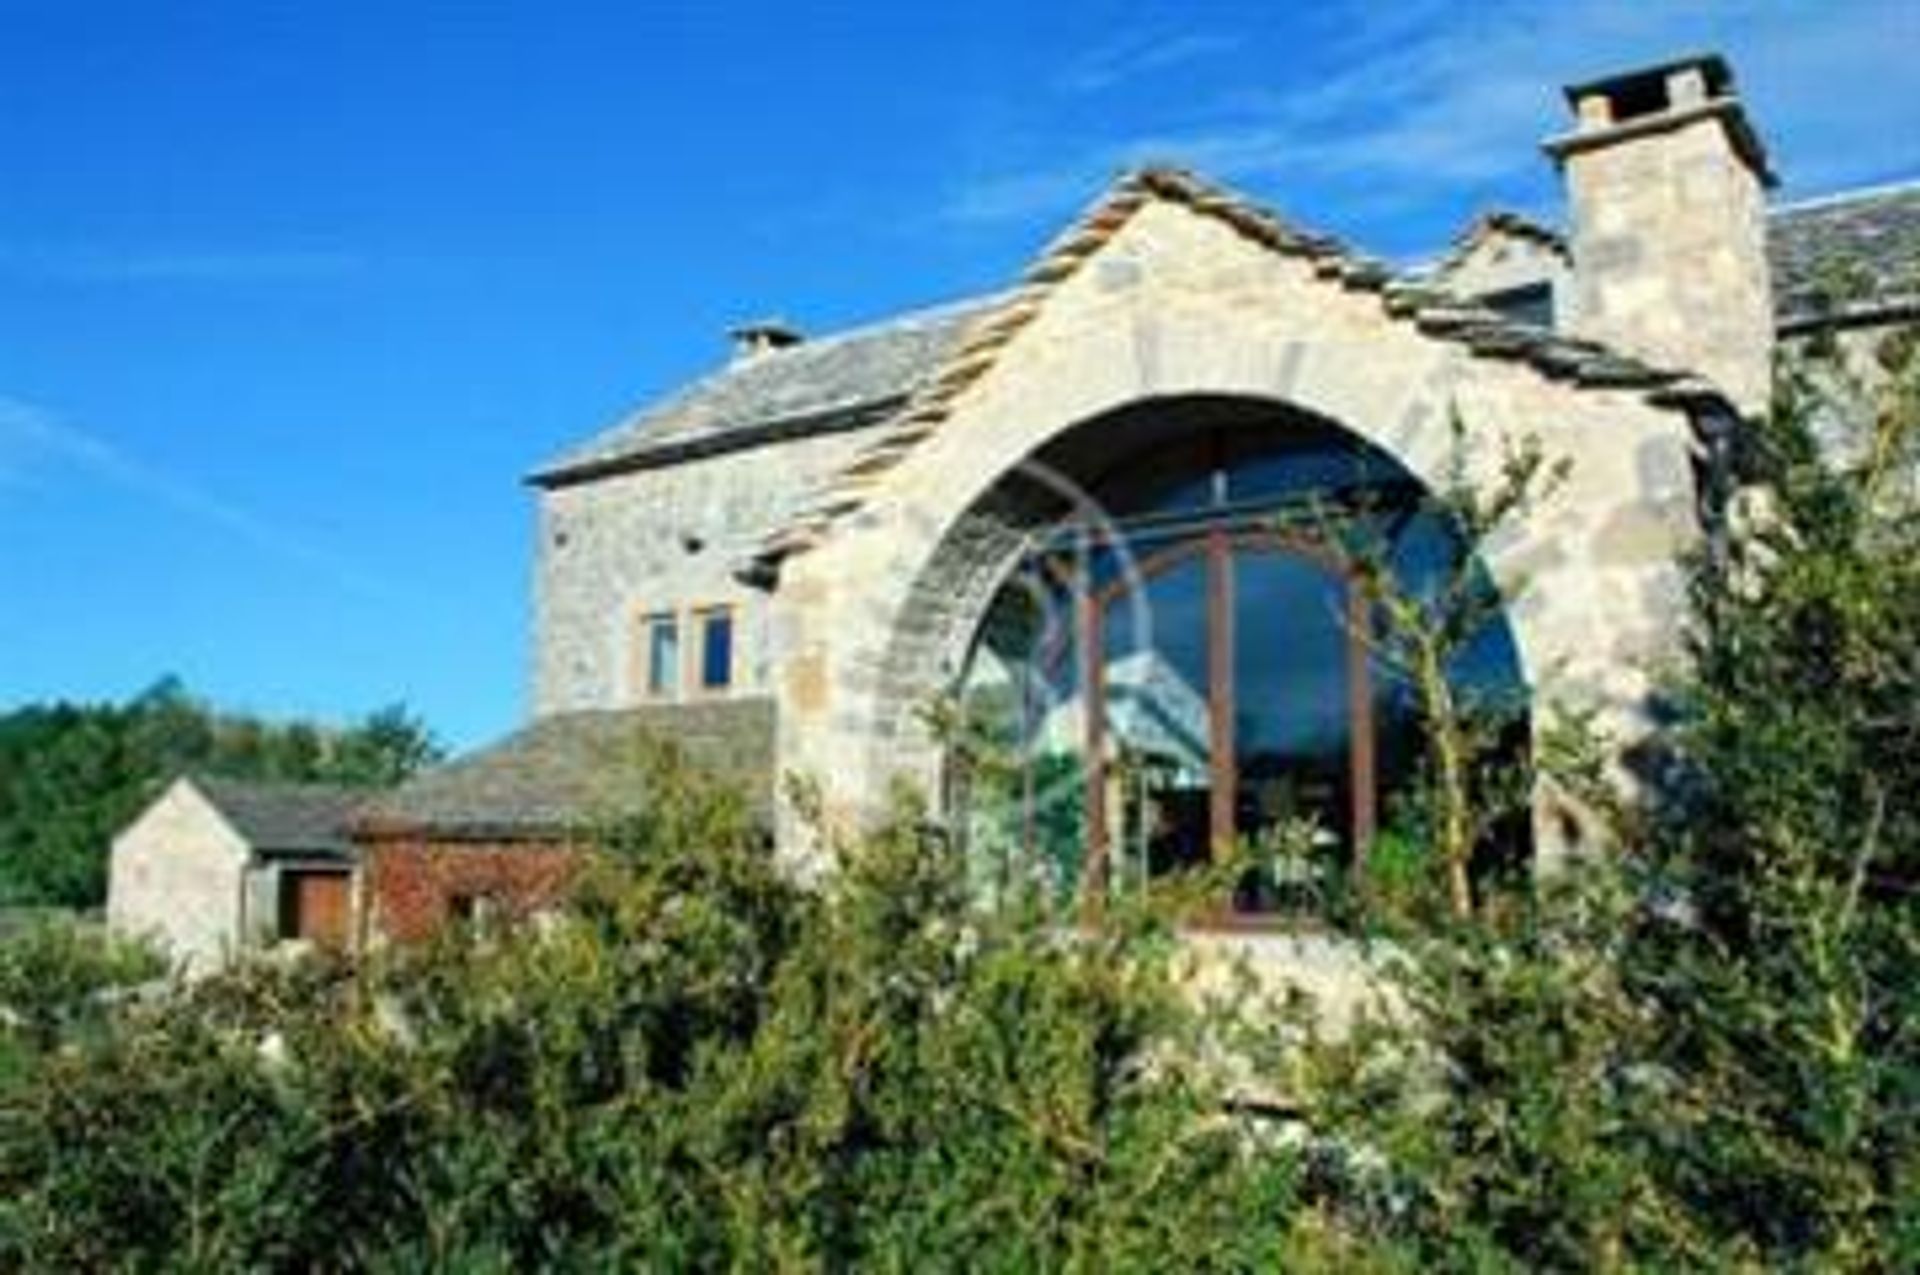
531, 295, 1002, 487
189, 776, 364, 860
1769, 181, 1920, 331
354, 700, 776, 839
531, 177, 1920, 501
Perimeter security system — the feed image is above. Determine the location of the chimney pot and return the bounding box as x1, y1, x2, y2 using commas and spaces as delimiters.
1667, 64, 1709, 107
730, 319, 804, 362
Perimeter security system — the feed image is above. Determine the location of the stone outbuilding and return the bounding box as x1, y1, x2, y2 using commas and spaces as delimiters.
352, 701, 773, 943
107, 775, 363, 971
358, 53, 1919, 949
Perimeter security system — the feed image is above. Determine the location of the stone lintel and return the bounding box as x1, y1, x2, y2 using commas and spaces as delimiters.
1542, 96, 1777, 188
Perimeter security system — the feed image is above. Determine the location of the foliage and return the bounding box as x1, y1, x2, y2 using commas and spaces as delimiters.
0, 918, 162, 1087
0, 678, 442, 908
1318, 411, 1564, 924
1619, 332, 1920, 1267
3, 338, 1919, 1269
1287, 870, 1688, 1270
0, 750, 1297, 1271
1285, 330, 1920, 1270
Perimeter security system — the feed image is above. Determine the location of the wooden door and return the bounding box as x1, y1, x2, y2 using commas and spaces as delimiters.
288, 870, 351, 949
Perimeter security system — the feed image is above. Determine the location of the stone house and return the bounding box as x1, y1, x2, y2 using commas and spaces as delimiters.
108, 775, 362, 971
355, 54, 1919, 948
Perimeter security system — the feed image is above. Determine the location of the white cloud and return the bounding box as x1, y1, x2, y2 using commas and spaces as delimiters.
0, 395, 398, 601
0, 395, 121, 486
1054, 30, 1242, 95
945, 0, 1920, 236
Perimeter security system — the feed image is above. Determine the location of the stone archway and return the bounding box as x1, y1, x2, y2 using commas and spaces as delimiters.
766, 196, 1699, 857
923, 394, 1548, 922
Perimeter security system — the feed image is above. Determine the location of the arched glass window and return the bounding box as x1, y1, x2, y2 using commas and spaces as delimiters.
952, 402, 1526, 924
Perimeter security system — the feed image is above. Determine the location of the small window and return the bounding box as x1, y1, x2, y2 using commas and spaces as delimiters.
638, 611, 679, 700
1478, 282, 1554, 330
448, 892, 500, 930
696, 607, 735, 692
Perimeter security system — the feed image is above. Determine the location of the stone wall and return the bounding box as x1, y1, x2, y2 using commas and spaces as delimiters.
769, 196, 1701, 861
107, 779, 251, 972
533, 429, 873, 715
1433, 226, 1573, 322
1781, 316, 1920, 469
361, 835, 580, 945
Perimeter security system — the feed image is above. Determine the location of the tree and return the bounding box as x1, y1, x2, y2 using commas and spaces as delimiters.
0, 704, 149, 908
330, 704, 442, 787
1315, 413, 1564, 923
1289, 330, 1920, 1269
1620, 329, 1920, 1266
0, 684, 444, 908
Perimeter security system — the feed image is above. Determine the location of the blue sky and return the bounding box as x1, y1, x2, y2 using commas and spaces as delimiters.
2, 0, 1915, 749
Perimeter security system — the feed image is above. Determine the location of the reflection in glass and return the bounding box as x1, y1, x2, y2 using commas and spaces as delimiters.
1101, 554, 1213, 896
644, 614, 679, 698
957, 564, 1087, 906
1225, 428, 1403, 507
953, 405, 1529, 925
1232, 550, 1355, 913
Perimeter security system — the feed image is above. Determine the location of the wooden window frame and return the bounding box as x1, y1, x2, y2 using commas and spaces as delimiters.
633, 608, 681, 703
1030, 530, 1378, 929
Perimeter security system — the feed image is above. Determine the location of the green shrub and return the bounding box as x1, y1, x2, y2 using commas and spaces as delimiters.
3, 341, 1917, 1269
0, 760, 1299, 1270
0, 918, 161, 1057
1284, 334, 1920, 1270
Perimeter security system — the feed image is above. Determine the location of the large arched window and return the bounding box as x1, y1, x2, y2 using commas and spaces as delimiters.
952, 399, 1525, 924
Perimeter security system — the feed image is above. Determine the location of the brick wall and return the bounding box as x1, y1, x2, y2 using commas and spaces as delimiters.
361, 835, 582, 946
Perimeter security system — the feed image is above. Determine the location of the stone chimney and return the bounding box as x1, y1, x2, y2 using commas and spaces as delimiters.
730, 319, 803, 363
1544, 54, 1776, 415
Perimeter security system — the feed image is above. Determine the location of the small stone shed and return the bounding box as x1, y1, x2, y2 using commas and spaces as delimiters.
107, 775, 363, 971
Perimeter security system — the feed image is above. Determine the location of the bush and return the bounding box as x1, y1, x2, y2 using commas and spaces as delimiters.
3, 343, 1917, 1269
0, 918, 161, 1056
0, 762, 1299, 1270
1284, 335, 1920, 1270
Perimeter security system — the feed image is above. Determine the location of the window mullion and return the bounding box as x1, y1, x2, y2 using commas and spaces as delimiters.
1346, 581, 1378, 876
1208, 531, 1235, 862
1080, 568, 1106, 924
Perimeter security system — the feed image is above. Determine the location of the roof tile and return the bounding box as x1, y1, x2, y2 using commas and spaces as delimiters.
189, 776, 366, 859
355, 701, 775, 838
